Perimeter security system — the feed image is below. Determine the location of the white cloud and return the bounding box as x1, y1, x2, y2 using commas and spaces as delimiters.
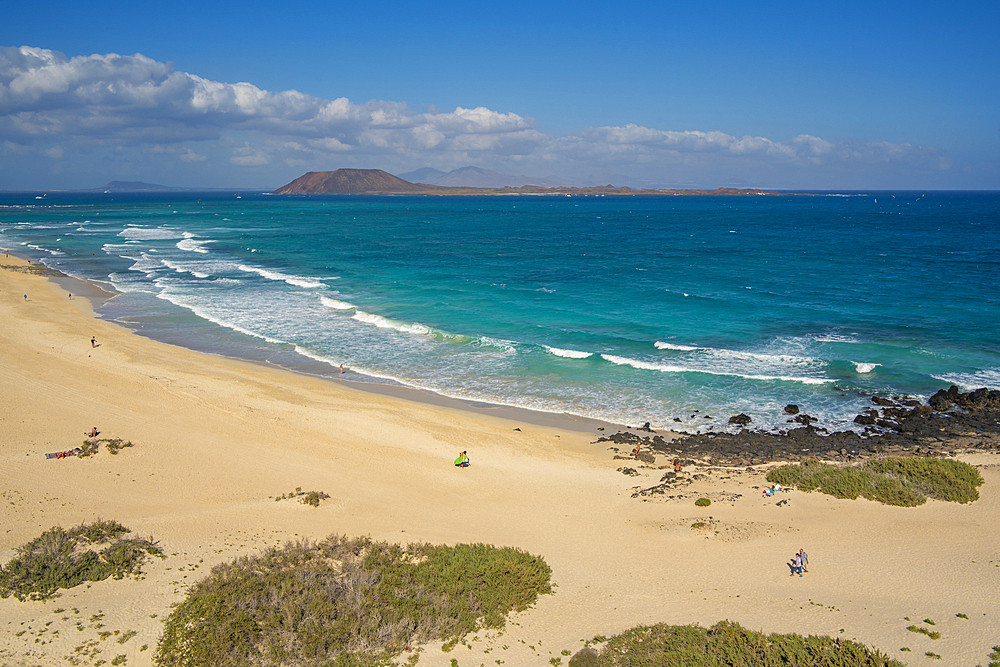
230, 145, 269, 166
0, 45, 958, 188
179, 148, 207, 163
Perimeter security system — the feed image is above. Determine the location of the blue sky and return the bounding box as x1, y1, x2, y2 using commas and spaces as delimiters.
2, 0, 997, 190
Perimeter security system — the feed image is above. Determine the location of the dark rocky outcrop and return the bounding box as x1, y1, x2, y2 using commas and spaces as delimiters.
784, 404, 800, 415
728, 413, 752, 426
597, 386, 1000, 467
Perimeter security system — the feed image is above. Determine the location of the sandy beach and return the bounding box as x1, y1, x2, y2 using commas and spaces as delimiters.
1, 255, 998, 667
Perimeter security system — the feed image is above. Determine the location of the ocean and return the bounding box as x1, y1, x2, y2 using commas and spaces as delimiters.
2, 190, 998, 434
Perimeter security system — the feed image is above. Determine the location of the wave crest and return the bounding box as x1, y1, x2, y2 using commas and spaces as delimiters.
544, 346, 592, 359
238, 264, 324, 288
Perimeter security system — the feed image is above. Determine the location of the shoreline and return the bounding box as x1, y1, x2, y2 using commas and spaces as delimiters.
1, 248, 630, 436
3, 254, 1000, 667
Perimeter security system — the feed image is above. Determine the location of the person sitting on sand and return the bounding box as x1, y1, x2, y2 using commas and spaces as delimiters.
86, 427, 99, 438
454, 451, 470, 467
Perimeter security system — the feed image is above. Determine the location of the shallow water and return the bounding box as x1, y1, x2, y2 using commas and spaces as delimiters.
2, 190, 997, 433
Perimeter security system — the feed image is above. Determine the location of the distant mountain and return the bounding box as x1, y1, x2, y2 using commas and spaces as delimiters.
397, 166, 567, 188
94, 180, 186, 192
397, 167, 448, 184
273, 169, 431, 195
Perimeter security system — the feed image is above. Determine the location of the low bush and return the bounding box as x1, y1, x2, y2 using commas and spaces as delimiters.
300, 491, 330, 507
865, 458, 982, 504
907, 625, 940, 640
577, 620, 904, 666
273, 487, 330, 507
0, 520, 162, 601
154, 536, 552, 667
765, 457, 983, 507
77, 438, 135, 457
694, 498, 711, 507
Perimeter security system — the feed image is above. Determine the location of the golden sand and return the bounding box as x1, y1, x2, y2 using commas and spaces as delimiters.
1, 256, 998, 666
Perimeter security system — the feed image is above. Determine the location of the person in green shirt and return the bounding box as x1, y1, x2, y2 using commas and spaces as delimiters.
454, 451, 469, 467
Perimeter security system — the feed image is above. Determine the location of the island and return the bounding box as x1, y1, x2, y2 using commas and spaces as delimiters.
272, 169, 796, 196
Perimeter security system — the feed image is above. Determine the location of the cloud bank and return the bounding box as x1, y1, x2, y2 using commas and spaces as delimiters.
0, 46, 955, 189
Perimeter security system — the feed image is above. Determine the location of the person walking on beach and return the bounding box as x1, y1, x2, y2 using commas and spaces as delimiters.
798, 548, 809, 572
791, 553, 803, 576
91, 337, 97, 348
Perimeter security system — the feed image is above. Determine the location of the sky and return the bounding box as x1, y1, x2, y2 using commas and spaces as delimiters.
1, 0, 997, 190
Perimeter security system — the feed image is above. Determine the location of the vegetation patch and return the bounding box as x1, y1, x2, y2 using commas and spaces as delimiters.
78, 438, 135, 458
906, 625, 941, 640
273, 487, 331, 507
694, 497, 711, 507
154, 535, 552, 667
0, 520, 163, 601
569, 620, 904, 667
766, 457, 983, 506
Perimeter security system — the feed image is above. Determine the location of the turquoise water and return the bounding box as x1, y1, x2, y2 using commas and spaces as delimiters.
2, 191, 998, 433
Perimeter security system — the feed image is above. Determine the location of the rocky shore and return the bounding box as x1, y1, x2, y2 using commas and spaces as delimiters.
599, 386, 1000, 467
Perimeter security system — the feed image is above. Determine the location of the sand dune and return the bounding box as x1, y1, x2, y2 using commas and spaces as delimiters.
1, 256, 998, 667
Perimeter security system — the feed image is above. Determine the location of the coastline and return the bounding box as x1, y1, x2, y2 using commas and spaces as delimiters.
3, 248, 627, 435
2, 256, 999, 667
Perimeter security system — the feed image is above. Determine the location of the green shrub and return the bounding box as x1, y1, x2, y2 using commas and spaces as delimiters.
568, 647, 600, 667
865, 458, 983, 504
907, 625, 940, 640
300, 491, 330, 507
154, 536, 552, 667
0, 521, 162, 601
694, 498, 711, 507
988, 644, 1000, 667
78, 438, 134, 457
579, 620, 904, 666
766, 457, 983, 507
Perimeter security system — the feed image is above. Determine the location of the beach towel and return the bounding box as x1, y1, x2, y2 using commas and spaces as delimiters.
46, 449, 78, 459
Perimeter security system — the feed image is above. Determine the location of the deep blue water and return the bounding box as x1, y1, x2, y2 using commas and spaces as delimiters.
2, 190, 998, 433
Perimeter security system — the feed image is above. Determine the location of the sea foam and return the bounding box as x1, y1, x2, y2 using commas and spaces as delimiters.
320, 296, 356, 310
932, 369, 1000, 391
544, 346, 593, 359
852, 362, 882, 374
119, 226, 184, 241
601, 354, 832, 385
237, 264, 324, 289
654, 341, 700, 351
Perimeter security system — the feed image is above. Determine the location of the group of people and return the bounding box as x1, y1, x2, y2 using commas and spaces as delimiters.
790, 549, 809, 576
763, 483, 785, 496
